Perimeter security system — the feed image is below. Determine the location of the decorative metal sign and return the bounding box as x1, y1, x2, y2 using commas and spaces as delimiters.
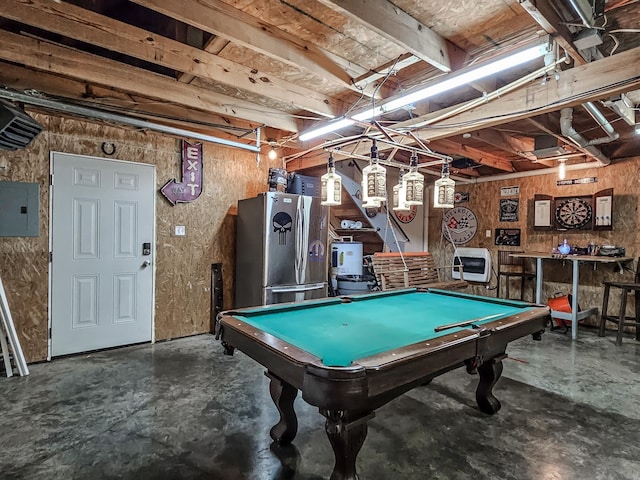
500, 186, 519, 196
556, 177, 597, 186
442, 206, 478, 245
454, 192, 469, 203
499, 198, 519, 222
160, 140, 203, 205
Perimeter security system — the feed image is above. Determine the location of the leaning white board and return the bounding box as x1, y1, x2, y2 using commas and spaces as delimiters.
0, 274, 28, 376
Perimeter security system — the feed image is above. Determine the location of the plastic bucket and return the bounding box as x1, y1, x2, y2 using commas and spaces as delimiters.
547, 294, 578, 327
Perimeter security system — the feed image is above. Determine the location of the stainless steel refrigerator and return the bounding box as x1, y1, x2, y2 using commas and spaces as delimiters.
235, 192, 329, 308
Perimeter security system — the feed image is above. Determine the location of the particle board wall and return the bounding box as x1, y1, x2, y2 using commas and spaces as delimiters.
427, 157, 640, 331
0, 111, 275, 362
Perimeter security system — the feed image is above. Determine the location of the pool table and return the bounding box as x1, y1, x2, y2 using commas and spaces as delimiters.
215, 288, 549, 480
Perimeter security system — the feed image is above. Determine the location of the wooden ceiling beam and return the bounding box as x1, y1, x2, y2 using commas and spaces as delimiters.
291, 46, 640, 170
317, 0, 462, 72
404, 45, 640, 140
519, 0, 588, 66
130, 0, 358, 92
469, 129, 537, 161
0, 0, 336, 119
0, 61, 260, 140
0, 30, 298, 132
430, 139, 514, 172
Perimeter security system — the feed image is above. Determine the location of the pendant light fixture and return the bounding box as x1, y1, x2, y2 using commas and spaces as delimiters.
558, 158, 567, 180
362, 140, 387, 204
393, 169, 408, 211
433, 161, 455, 209
403, 152, 424, 206
320, 152, 342, 206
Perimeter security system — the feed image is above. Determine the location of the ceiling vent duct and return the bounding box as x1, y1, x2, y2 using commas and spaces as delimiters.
0, 101, 44, 151
533, 135, 570, 158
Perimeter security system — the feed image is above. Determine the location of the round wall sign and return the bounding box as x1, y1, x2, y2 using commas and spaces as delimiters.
394, 205, 417, 223
441, 206, 478, 245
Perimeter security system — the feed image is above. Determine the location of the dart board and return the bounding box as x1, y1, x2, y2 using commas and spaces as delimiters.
554, 196, 593, 230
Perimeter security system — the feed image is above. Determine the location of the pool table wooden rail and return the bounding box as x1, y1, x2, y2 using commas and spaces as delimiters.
215, 290, 550, 480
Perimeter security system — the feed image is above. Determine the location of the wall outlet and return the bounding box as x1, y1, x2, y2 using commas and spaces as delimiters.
175, 225, 186, 236
485, 230, 491, 237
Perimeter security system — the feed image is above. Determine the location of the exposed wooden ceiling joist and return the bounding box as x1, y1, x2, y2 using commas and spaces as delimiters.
0, 0, 338, 119
293, 46, 640, 169
317, 0, 463, 72
129, 0, 359, 93
0, 62, 259, 140
0, 30, 299, 132
519, 0, 588, 66
406, 45, 640, 140
430, 139, 515, 172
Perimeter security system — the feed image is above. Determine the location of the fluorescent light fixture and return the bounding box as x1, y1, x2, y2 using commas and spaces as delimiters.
354, 43, 548, 122
299, 118, 355, 142
299, 42, 550, 140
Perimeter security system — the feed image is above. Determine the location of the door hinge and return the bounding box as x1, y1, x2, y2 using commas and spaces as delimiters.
49, 174, 53, 186
48, 327, 51, 339
49, 252, 52, 263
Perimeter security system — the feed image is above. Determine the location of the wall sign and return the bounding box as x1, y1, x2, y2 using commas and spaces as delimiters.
160, 140, 203, 205
442, 207, 477, 245
454, 192, 469, 204
394, 205, 417, 223
500, 186, 520, 196
557, 177, 597, 186
495, 228, 521, 246
499, 198, 519, 222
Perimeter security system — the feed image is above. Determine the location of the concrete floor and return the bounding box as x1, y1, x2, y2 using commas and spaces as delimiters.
1, 327, 639, 480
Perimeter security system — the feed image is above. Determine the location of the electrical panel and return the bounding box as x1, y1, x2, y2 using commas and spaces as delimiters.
0, 181, 40, 237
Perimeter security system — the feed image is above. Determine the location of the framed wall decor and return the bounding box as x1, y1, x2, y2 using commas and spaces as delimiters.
593, 188, 613, 231
533, 194, 553, 230
494, 228, 521, 246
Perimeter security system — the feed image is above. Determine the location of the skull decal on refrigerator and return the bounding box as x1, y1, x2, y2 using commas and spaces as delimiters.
273, 212, 292, 245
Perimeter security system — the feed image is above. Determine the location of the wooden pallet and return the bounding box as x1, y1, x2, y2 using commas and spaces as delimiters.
371, 252, 468, 291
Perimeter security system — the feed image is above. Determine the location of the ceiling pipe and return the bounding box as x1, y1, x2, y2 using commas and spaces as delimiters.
559, 108, 611, 165
582, 102, 620, 144
567, 0, 595, 28
459, 160, 604, 184
0, 89, 260, 153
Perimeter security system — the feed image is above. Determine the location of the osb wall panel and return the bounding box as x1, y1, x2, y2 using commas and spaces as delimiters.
428, 158, 640, 332
0, 112, 275, 362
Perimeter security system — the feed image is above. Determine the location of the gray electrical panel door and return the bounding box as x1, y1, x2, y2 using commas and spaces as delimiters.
0, 181, 39, 237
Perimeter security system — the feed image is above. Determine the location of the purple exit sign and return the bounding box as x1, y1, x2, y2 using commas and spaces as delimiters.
160, 140, 203, 205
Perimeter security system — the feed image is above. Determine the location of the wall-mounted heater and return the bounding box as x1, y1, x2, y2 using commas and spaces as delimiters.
452, 247, 491, 283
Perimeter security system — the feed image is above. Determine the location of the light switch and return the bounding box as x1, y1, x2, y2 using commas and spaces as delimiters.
486, 230, 491, 237
175, 225, 186, 236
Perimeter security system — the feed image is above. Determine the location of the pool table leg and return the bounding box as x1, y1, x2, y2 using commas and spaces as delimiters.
322, 410, 373, 480
266, 371, 298, 444
475, 354, 506, 415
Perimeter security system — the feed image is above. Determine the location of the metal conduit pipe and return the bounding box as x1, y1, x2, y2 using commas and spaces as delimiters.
583, 102, 620, 144
559, 108, 611, 165
567, 0, 594, 28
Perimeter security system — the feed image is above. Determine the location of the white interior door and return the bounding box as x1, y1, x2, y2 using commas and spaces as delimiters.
50, 153, 155, 357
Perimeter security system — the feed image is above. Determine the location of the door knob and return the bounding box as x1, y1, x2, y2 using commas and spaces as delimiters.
142, 260, 151, 268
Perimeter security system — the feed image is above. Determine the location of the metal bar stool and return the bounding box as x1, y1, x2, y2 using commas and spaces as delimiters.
496, 250, 535, 301
599, 259, 640, 345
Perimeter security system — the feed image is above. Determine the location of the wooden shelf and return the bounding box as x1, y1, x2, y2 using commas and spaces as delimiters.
335, 228, 378, 233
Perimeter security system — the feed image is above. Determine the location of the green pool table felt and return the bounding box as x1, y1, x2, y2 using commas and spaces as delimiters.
234, 291, 534, 367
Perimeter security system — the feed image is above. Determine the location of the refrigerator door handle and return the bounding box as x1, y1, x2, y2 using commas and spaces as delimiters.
269, 282, 325, 293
